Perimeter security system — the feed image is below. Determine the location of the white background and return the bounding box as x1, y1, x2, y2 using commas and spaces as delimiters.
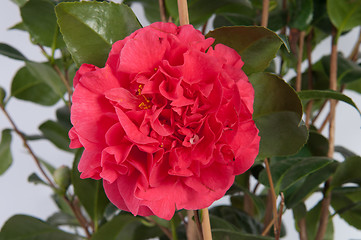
1, 0, 361, 239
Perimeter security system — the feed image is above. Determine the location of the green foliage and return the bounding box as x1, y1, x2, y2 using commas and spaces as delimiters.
206, 26, 286, 74
0, 43, 28, 61
56, 1, 141, 67
71, 149, 109, 224
250, 73, 308, 159
0, 129, 12, 176
20, 0, 65, 48
0, 215, 81, 240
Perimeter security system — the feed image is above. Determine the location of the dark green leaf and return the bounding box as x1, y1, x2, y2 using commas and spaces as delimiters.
39, 120, 71, 152
298, 90, 361, 115
305, 201, 334, 240
47, 212, 79, 227
25, 61, 66, 99
206, 26, 285, 74
0, 43, 27, 61
331, 156, 361, 187
72, 149, 109, 223
56, 1, 141, 67
334, 145, 358, 159
0, 215, 81, 240
305, 131, 329, 157
327, 0, 361, 37
28, 172, 48, 186
259, 157, 333, 193
8, 22, 28, 31
289, 0, 313, 30
56, 105, 72, 130
51, 194, 73, 215
11, 66, 61, 106
21, 0, 65, 48
0, 87, 5, 106
285, 162, 338, 208
212, 229, 274, 240
331, 192, 361, 230
0, 129, 13, 176
250, 73, 308, 159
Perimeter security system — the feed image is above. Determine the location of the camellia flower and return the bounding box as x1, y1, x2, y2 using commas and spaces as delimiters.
69, 22, 260, 220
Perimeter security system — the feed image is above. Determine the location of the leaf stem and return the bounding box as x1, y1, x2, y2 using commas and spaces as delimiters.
52, 64, 72, 111
177, 0, 189, 25
261, 0, 269, 27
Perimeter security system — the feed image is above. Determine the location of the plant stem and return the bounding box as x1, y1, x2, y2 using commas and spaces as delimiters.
264, 158, 279, 238
305, 31, 314, 127
296, 31, 305, 92
315, 26, 338, 240
170, 217, 179, 240
52, 64, 72, 110
146, 216, 173, 239
0, 105, 56, 189
158, 0, 167, 22
193, 210, 204, 240
177, 0, 189, 25
186, 210, 199, 240
261, 0, 269, 27
276, 193, 284, 240
348, 28, 361, 62
201, 208, 212, 240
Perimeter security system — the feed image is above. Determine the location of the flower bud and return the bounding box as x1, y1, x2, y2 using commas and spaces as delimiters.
53, 165, 71, 192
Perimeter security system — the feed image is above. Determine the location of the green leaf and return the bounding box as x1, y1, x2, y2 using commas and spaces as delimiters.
331, 156, 361, 187
259, 157, 333, 194
331, 191, 361, 230
0, 129, 13, 176
11, 66, 61, 106
334, 145, 358, 159
56, 105, 72, 130
56, 1, 141, 67
47, 212, 79, 227
28, 172, 48, 186
72, 149, 109, 223
0, 43, 27, 61
25, 61, 66, 99
289, 0, 313, 30
8, 22, 28, 31
39, 120, 71, 152
10, 0, 28, 7
212, 229, 274, 240
327, 0, 361, 37
250, 73, 308, 159
206, 26, 285, 74
20, 0, 65, 48
124, 0, 161, 23
285, 162, 338, 208
305, 201, 334, 240
298, 90, 361, 115
0, 215, 81, 240
0, 87, 5, 106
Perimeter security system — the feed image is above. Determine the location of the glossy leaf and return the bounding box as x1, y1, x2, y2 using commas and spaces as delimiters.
289, 0, 313, 30
20, 0, 65, 48
0, 43, 27, 61
259, 157, 333, 193
327, 0, 361, 36
0, 215, 81, 240
56, 1, 141, 67
25, 61, 66, 99
11, 66, 60, 106
298, 90, 361, 115
250, 73, 308, 159
72, 149, 109, 223
331, 156, 361, 187
0, 129, 12, 176
206, 26, 285, 74
39, 120, 71, 152
285, 162, 338, 208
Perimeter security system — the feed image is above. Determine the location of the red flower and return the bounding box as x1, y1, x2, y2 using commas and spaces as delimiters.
69, 22, 260, 220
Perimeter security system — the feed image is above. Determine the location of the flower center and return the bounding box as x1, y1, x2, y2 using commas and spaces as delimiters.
137, 85, 151, 110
